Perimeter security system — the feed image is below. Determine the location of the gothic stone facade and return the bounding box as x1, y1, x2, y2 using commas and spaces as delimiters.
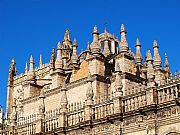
3, 24, 180, 135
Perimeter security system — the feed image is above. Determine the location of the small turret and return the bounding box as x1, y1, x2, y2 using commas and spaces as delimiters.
71, 38, 78, 64
29, 55, 34, 72
50, 48, 55, 72
146, 50, 155, 86
55, 42, 63, 69
135, 38, 142, 65
120, 24, 129, 53
153, 40, 162, 69
91, 25, 101, 54
62, 28, 72, 67
28, 55, 35, 81
103, 31, 110, 57
92, 25, 99, 42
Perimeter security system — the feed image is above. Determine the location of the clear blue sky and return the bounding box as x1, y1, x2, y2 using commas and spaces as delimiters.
0, 0, 180, 112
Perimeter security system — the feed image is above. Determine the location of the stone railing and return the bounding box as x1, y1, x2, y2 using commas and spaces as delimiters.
67, 108, 85, 126
17, 123, 36, 135
17, 114, 37, 126
123, 93, 147, 113
93, 99, 114, 120
44, 117, 59, 132
157, 83, 179, 104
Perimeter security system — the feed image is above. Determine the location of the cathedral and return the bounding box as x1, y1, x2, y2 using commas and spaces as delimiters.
2, 24, 180, 135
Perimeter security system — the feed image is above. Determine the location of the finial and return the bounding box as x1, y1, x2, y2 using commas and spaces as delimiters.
57, 41, 61, 50
30, 55, 34, 63
136, 38, 141, 46
64, 28, 71, 41
153, 40, 159, 48
153, 40, 161, 69
73, 38, 77, 46
93, 25, 98, 33
29, 55, 34, 73
146, 50, 153, 61
120, 23, 127, 34
11, 57, 15, 65
135, 38, 142, 64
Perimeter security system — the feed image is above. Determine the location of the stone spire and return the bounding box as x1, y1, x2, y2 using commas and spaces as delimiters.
25, 61, 28, 74
91, 25, 101, 54
39, 54, 43, 69
146, 50, 155, 86
60, 84, 68, 113
103, 33, 110, 57
120, 24, 127, 42
55, 41, 63, 69
120, 24, 129, 53
71, 38, 78, 64
135, 38, 142, 65
92, 25, 99, 42
164, 53, 170, 72
153, 40, 162, 69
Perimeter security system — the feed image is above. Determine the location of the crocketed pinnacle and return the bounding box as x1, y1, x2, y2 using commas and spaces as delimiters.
146, 50, 155, 83
120, 24, 128, 53
91, 25, 101, 54
55, 42, 63, 69
71, 38, 78, 64
146, 50, 153, 61
50, 48, 55, 69
135, 38, 142, 64
29, 55, 34, 72
103, 36, 110, 57
93, 25, 98, 34
120, 23, 127, 34
153, 40, 162, 69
